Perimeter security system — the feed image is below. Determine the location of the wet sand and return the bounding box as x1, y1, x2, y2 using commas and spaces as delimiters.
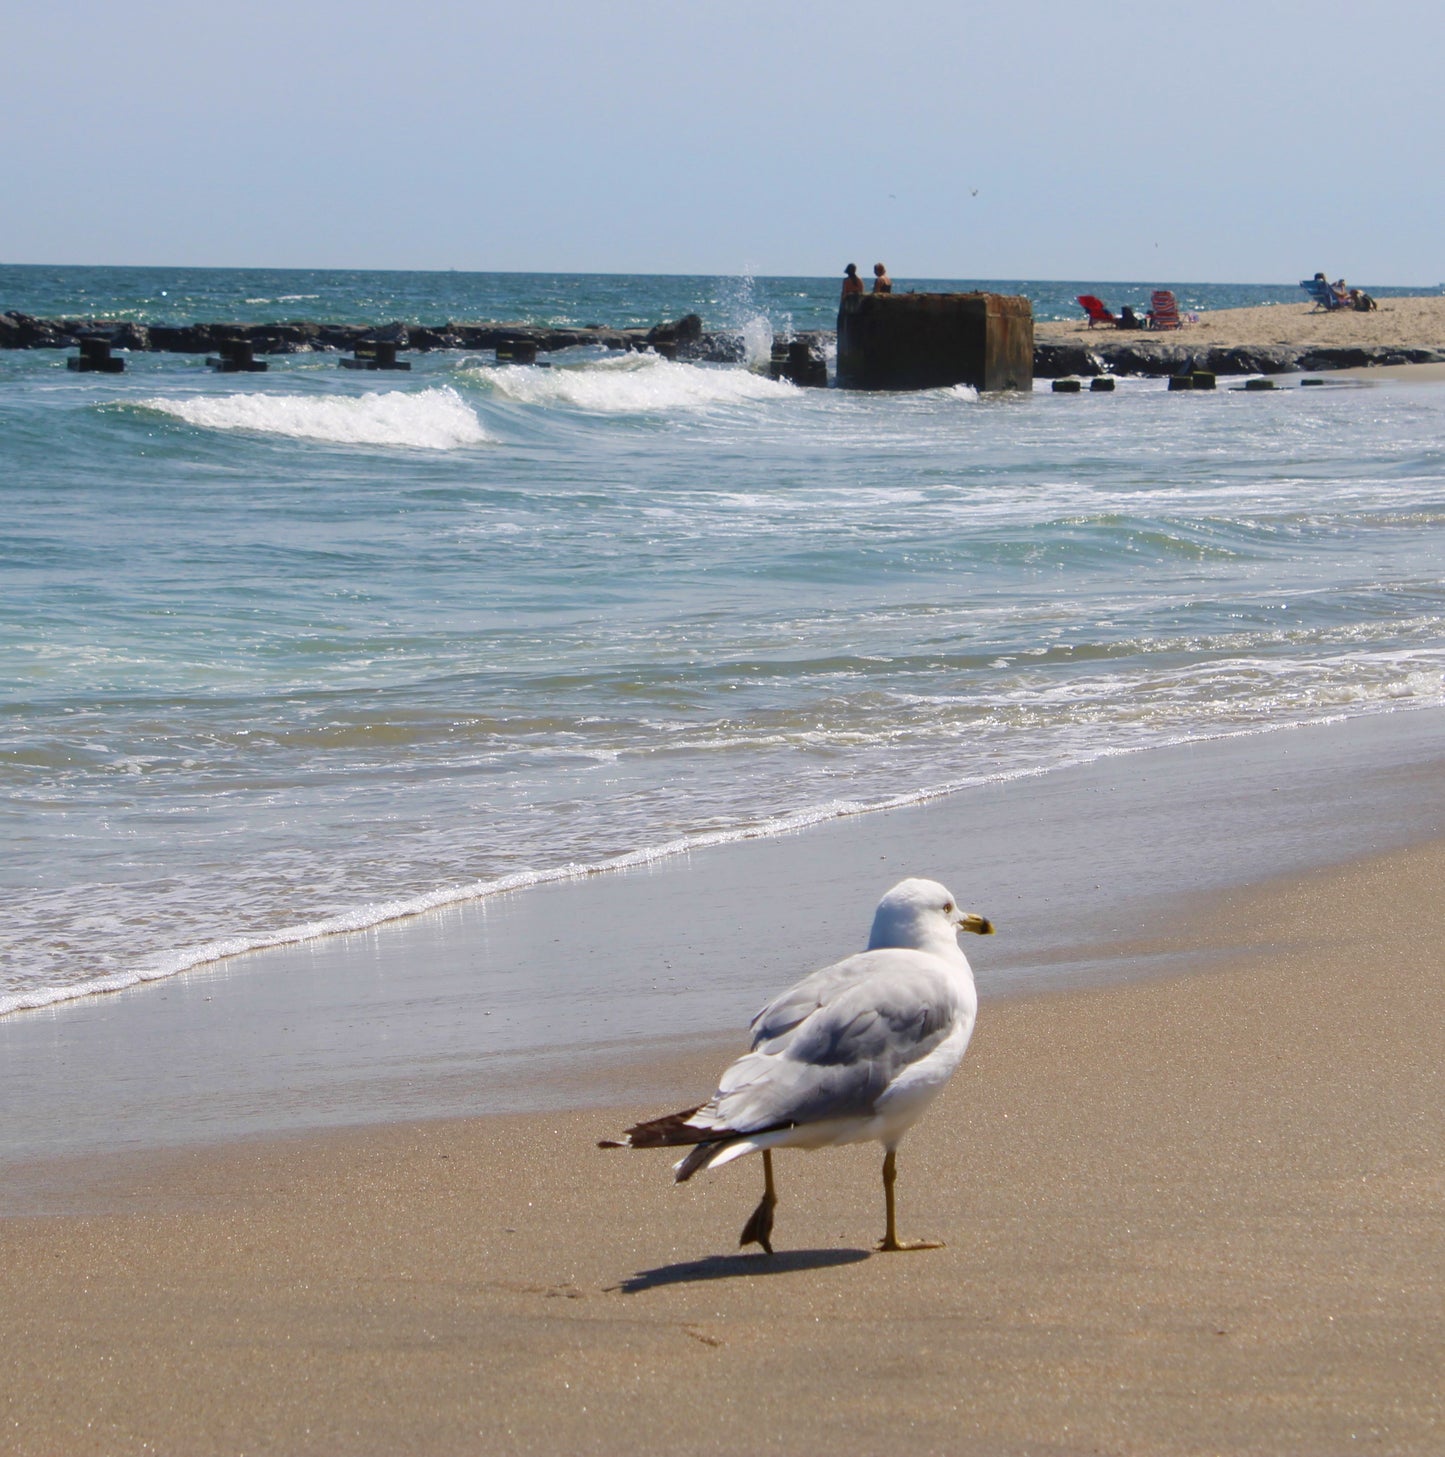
6, 710, 1445, 1164
3, 716, 1444, 1454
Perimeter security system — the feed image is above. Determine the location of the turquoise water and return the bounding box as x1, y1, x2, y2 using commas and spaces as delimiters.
3, 266, 1445, 1014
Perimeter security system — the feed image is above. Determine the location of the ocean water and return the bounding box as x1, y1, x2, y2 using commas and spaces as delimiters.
3, 265, 1445, 1017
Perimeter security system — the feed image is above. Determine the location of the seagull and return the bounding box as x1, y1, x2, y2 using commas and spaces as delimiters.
600, 878, 993, 1253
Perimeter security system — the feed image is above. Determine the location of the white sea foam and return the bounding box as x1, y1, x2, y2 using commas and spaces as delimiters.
138, 386, 490, 449
0, 754, 1071, 1018
466, 354, 796, 413
9, 696, 1441, 1021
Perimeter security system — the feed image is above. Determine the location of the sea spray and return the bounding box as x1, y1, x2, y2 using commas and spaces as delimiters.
716, 272, 778, 370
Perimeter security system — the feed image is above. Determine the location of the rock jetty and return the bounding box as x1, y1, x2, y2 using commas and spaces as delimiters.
0, 310, 750, 365
1033, 338, 1445, 378
6, 307, 1443, 378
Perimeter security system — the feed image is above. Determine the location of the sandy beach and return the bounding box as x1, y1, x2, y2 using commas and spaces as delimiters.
4, 715, 1444, 1455
1036, 292, 1445, 353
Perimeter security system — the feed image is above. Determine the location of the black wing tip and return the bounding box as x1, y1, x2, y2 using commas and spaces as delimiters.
608, 1105, 709, 1149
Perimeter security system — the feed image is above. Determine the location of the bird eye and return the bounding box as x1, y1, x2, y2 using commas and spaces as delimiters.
943, 901, 954, 913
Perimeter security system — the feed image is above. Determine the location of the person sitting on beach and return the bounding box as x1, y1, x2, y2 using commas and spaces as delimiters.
841, 263, 864, 298
872, 263, 893, 294
1350, 288, 1378, 312
1312, 271, 1350, 310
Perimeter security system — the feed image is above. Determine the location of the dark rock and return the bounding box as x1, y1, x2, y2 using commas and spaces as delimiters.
695, 331, 746, 363
1298, 347, 1370, 371
1056, 338, 1445, 379
647, 313, 704, 347
109, 322, 151, 351
149, 323, 223, 353
2, 311, 67, 347
1033, 341, 1103, 378
409, 326, 465, 350
315, 325, 370, 351
1205, 346, 1296, 375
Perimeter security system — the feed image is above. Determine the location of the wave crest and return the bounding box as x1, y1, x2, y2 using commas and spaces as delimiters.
464, 353, 797, 413
135, 386, 490, 449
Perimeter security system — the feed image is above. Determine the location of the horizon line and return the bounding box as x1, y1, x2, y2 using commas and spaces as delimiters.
3, 261, 1438, 292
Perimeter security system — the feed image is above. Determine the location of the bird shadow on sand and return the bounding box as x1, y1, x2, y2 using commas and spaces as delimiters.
607, 1247, 871, 1294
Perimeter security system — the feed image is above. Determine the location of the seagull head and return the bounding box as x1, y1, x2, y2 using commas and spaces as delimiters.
866, 877, 994, 953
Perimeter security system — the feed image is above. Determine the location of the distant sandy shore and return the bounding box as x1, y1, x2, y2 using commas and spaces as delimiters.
1037, 293, 1445, 352
4, 726, 1443, 1454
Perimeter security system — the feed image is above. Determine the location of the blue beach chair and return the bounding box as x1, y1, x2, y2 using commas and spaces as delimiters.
1301, 277, 1348, 311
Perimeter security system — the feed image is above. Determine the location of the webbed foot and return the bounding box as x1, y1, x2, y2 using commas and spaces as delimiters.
739, 1194, 775, 1254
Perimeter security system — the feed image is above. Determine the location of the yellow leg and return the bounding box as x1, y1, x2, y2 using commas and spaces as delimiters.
739, 1148, 778, 1254
876, 1147, 945, 1252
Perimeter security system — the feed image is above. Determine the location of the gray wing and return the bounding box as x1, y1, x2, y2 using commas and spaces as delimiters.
748, 952, 882, 1050
704, 949, 962, 1134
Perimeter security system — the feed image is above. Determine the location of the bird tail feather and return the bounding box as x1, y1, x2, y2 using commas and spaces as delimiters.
599, 1108, 794, 1181
674, 1135, 769, 1180
596, 1105, 708, 1151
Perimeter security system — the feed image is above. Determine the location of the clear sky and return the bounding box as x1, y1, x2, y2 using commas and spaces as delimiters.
3, 0, 1441, 284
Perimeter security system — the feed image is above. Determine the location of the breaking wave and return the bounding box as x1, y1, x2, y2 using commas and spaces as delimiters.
464, 353, 797, 413
135, 386, 491, 449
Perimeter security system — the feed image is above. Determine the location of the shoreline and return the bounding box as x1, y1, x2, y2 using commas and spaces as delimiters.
4, 830, 1441, 1453
13, 694, 1445, 1024
4, 706, 1445, 1168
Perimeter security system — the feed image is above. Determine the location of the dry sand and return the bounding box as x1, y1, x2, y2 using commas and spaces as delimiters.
4, 836, 1442, 1455
1036, 293, 1445, 353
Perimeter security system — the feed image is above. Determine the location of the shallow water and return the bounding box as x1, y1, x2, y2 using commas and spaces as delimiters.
3, 267, 1445, 1014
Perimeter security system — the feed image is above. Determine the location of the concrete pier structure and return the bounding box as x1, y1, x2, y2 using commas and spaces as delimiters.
205, 339, 267, 373
339, 341, 411, 371
836, 292, 1033, 392
66, 337, 124, 373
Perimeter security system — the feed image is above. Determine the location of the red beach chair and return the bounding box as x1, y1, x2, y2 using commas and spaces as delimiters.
1147, 290, 1182, 330
1076, 294, 1115, 328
